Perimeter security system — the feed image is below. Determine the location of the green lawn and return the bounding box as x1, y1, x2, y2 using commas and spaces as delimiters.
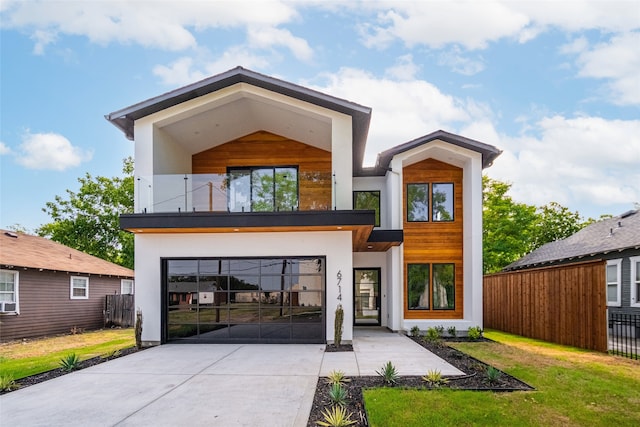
0, 329, 135, 380
364, 330, 640, 427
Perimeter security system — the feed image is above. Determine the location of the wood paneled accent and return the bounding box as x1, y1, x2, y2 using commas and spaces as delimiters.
403, 158, 463, 319
0, 269, 126, 342
483, 260, 608, 352
192, 131, 332, 210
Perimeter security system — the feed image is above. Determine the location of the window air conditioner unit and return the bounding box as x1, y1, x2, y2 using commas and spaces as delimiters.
0, 302, 17, 313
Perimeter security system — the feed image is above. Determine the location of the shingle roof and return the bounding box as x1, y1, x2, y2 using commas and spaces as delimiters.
0, 230, 134, 277
504, 209, 640, 270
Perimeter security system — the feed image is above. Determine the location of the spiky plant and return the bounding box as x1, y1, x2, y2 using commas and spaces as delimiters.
326, 370, 350, 386
422, 369, 449, 387
376, 361, 399, 385
59, 353, 81, 372
316, 405, 356, 427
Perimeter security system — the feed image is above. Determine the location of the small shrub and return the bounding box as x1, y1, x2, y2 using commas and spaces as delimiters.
328, 383, 349, 406
59, 353, 81, 372
0, 374, 19, 392
486, 366, 502, 385
70, 326, 84, 335
326, 370, 350, 386
317, 405, 356, 427
376, 361, 399, 385
447, 326, 457, 338
467, 326, 483, 340
410, 325, 421, 337
424, 327, 442, 342
334, 304, 344, 347
422, 369, 449, 387
435, 325, 445, 336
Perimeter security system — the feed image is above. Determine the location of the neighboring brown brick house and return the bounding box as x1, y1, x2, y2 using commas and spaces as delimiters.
0, 230, 134, 342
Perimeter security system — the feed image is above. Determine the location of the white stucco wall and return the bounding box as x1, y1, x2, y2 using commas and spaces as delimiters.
353, 176, 387, 228
134, 231, 353, 344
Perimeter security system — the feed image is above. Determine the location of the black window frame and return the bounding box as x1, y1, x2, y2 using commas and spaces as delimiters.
432, 182, 455, 222
406, 183, 430, 222
353, 190, 381, 227
227, 166, 299, 213
406, 262, 455, 311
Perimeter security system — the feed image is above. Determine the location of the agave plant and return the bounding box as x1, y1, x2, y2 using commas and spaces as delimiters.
59, 353, 81, 372
328, 383, 349, 406
376, 361, 399, 385
326, 370, 350, 386
317, 405, 356, 427
422, 369, 449, 387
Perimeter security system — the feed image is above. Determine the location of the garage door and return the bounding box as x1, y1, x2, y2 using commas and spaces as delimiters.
164, 257, 325, 343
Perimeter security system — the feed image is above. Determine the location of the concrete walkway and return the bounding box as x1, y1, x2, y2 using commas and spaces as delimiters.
1, 329, 461, 427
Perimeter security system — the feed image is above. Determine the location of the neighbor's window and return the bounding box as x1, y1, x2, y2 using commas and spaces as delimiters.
432, 264, 455, 310
432, 183, 454, 221
407, 264, 430, 310
407, 183, 429, 222
228, 166, 298, 212
121, 279, 134, 295
354, 190, 381, 227
70, 276, 89, 299
606, 259, 621, 306
631, 256, 640, 307
0, 270, 18, 304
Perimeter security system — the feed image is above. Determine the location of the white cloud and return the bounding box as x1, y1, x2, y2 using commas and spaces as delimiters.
572, 32, 640, 105
0, 142, 11, 155
384, 54, 420, 81
153, 57, 207, 87
247, 26, 313, 61
15, 132, 92, 171
438, 47, 485, 76
1, 0, 299, 52
308, 67, 493, 165
487, 115, 640, 214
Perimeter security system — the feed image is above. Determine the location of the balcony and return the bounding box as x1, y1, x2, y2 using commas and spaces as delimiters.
135, 172, 333, 214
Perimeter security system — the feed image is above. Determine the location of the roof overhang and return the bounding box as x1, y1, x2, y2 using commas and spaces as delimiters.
120, 210, 401, 252
363, 129, 502, 175
106, 66, 373, 174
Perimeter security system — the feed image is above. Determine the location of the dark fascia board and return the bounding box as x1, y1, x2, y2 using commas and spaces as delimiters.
105, 66, 372, 175
120, 210, 376, 230
367, 229, 403, 244
359, 129, 502, 176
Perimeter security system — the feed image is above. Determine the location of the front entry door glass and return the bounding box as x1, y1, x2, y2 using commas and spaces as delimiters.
354, 269, 380, 326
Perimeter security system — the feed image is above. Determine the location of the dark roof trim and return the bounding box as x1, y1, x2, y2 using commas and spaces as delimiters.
367, 229, 403, 244
105, 66, 372, 175
360, 129, 502, 176
120, 210, 376, 230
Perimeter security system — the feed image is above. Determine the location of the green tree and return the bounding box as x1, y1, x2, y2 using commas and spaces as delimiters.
531, 201, 586, 251
482, 176, 538, 274
38, 158, 134, 269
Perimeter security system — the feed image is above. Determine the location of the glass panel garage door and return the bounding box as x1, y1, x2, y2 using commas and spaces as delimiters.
165, 257, 325, 343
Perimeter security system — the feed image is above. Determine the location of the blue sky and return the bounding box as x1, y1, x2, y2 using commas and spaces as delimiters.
1, 0, 639, 232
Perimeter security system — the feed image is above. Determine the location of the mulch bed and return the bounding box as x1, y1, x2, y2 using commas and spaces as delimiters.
1, 346, 141, 395
307, 336, 533, 427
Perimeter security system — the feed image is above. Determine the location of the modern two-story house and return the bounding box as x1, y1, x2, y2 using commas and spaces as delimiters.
107, 67, 501, 345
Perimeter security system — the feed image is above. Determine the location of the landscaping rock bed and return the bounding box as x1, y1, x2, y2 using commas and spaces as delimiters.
307, 337, 533, 427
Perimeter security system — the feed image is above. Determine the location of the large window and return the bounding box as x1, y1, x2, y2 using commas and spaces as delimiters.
407, 263, 455, 311
407, 184, 429, 222
70, 276, 89, 299
354, 191, 381, 227
407, 183, 455, 222
606, 259, 621, 306
165, 257, 325, 343
432, 183, 454, 221
0, 270, 18, 311
228, 166, 298, 212
631, 256, 640, 308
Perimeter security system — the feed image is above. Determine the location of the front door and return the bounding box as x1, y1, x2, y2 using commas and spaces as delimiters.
354, 268, 381, 326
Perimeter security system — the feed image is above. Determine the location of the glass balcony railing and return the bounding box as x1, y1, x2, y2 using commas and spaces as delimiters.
135, 172, 333, 214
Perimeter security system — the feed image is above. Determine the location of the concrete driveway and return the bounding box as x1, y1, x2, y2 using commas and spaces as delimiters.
1, 329, 462, 427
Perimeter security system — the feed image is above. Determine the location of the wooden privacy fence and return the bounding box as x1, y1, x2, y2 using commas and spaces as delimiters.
104, 294, 135, 327
484, 260, 607, 352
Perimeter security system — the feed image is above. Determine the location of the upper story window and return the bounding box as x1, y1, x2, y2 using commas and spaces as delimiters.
0, 270, 18, 312
70, 276, 89, 299
407, 183, 429, 222
121, 279, 134, 295
228, 167, 298, 212
606, 259, 621, 307
432, 183, 454, 221
407, 182, 455, 222
353, 191, 381, 227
